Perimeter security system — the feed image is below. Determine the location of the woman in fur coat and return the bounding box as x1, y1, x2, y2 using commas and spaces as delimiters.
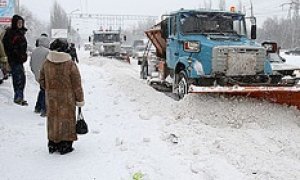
39, 38, 84, 155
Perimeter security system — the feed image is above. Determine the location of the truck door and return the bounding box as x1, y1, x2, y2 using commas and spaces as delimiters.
166, 15, 179, 69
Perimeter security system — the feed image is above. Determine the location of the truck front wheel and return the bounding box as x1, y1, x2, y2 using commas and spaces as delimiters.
177, 70, 188, 99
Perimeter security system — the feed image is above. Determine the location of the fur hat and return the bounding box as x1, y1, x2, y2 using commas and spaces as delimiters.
11, 14, 27, 31
50, 38, 69, 52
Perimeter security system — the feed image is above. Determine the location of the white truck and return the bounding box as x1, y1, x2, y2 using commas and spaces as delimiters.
89, 29, 122, 57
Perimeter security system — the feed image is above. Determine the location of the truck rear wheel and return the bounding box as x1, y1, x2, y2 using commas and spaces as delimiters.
177, 70, 188, 99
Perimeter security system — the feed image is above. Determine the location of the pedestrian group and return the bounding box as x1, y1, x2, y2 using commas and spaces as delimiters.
1, 14, 84, 155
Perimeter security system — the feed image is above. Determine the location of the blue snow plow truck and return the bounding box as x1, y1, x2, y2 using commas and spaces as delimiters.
142, 8, 300, 101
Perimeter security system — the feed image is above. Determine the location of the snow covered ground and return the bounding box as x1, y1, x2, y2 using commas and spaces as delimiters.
1, 50, 300, 180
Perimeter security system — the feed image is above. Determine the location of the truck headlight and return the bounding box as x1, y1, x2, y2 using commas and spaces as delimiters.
184, 41, 200, 52
193, 61, 204, 75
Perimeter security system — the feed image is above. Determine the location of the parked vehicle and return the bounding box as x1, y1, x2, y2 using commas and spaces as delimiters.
120, 45, 133, 57
285, 47, 300, 56
142, 8, 300, 108
84, 43, 91, 51
133, 45, 146, 61
133, 39, 147, 49
132, 39, 148, 60
117, 46, 131, 63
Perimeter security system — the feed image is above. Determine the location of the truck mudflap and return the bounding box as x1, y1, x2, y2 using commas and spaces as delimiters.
189, 85, 300, 109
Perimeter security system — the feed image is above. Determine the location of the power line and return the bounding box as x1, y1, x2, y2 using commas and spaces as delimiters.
69, 13, 158, 30
280, 0, 299, 47
280, 0, 299, 19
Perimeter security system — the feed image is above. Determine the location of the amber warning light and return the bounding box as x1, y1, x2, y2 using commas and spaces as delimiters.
230, 6, 236, 12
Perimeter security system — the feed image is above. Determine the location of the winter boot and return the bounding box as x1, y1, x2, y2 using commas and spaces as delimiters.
48, 141, 58, 154
34, 107, 41, 113
20, 100, 28, 106
58, 141, 74, 155
14, 99, 28, 106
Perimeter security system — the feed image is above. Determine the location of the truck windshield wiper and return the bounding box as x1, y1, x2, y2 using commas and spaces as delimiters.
184, 29, 203, 34
221, 30, 240, 35
204, 30, 226, 35
205, 30, 241, 37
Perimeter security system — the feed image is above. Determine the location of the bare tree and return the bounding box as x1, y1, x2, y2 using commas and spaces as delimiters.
279, 0, 300, 47
257, 0, 300, 49
50, 1, 68, 29
257, 16, 299, 49
19, 5, 49, 46
292, 0, 300, 47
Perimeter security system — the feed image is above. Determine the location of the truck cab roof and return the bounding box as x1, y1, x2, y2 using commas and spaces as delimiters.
169, 8, 245, 16
93, 30, 120, 34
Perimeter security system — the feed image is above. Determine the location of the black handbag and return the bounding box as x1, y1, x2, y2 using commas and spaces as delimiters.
76, 107, 88, 134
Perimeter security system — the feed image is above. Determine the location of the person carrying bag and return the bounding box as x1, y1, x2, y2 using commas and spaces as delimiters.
40, 38, 84, 155
76, 107, 88, 134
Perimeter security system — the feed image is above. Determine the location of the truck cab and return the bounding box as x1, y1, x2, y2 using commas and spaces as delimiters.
89, 29, 122, 57
156, 9, 280, 96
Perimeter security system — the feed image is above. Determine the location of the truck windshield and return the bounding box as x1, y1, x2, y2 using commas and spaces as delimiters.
94, 34, 120, 43
180, 12, 246, 36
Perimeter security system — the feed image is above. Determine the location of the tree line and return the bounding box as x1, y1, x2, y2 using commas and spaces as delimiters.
257, 16, 300, 49
19, 0, 78, 46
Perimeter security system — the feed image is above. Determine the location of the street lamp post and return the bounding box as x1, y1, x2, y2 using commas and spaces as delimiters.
15, 0, 20, 14
68, 9, 80, 42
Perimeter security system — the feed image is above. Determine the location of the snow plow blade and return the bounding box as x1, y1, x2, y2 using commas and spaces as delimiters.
189, 85, 300, 109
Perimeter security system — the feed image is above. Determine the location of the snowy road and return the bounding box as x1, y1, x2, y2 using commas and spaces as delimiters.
0, 51, 300, 180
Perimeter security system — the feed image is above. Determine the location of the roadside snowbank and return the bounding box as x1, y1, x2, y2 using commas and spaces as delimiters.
0, 50, 299, 180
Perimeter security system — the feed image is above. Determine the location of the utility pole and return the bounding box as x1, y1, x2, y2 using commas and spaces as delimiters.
250, 0, 256, 24
280, 0, 300, 20
281, 0, 299, 19
294, 0, 299, 18
281, 0, 300, 47
219, 0, 226, 11
204, 0, 212, 10
294, 0, 299, 47
15, 0, 20, 14
238, 0, 243, 13
68, 9, 80, 42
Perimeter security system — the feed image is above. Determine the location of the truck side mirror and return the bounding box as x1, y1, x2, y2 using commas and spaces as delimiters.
89, 36, 91, 42
251, 25, 256, 40
262, 42, 277, 53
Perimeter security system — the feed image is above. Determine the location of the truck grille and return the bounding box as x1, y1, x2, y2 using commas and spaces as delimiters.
212, 46, 266, 76
104, 46, 115, 53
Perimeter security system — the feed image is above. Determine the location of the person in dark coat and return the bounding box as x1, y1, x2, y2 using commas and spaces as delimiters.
40, 38, 84, 155
3, 14, 28, 106
69, 43, 79, 63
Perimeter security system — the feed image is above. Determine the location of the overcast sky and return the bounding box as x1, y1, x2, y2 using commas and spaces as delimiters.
21, 0, 289, 23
